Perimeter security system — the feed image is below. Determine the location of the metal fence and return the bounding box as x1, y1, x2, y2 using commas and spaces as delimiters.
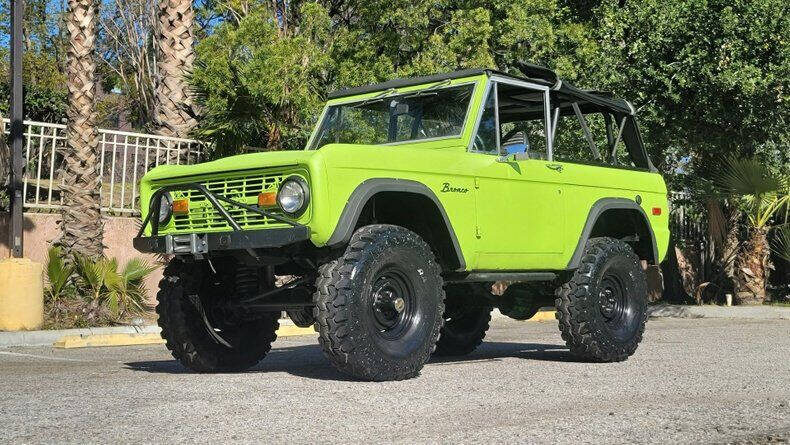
668, 191, 707, 243
4, 119, 205, 215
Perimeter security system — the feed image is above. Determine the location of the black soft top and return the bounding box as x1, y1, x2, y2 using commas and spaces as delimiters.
327, 62, 653, 171
327, 62, 635, 116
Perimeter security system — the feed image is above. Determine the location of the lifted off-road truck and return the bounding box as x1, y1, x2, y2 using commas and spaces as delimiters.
134, 63, 669, 381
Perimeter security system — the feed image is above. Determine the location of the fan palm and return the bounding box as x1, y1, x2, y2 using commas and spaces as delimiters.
154, 0, 197, 139
61, 0, 104, 259
714, 157, 790, 304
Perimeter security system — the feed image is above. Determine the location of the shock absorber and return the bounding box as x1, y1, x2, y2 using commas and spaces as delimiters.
234, 265, 275, 298
235, 266, 261, 298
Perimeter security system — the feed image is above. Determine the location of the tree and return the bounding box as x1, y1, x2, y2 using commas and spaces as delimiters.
0, 49, 68, 122
99, 0, 158, 128
715, 157, 789, 304
60, 0, 104, 259
154, 0, 198, 139
590, 0, 790, 179
188, 0, 596, 154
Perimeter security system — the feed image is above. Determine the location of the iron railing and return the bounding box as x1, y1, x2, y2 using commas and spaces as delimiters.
3, 119, 206, 215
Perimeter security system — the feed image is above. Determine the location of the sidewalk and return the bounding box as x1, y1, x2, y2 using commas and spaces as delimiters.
0, 318, 316, 348
648, 304, 790, 320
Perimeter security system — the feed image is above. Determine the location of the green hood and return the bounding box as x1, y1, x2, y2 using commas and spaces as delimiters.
142, 150, 318, 182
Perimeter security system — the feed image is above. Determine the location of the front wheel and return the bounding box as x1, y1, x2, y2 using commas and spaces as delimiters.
156, 259, 279, 372
555, 237, 648, 362
313, 225, 445, 381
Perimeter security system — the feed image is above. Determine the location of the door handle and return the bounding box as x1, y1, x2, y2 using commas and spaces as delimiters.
546, 163, 563, 172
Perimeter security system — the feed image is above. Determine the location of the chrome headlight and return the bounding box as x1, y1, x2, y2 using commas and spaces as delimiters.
277, 176, 309, 216
155, 192, 173, 225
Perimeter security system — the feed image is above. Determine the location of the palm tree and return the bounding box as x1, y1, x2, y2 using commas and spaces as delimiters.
61, 0, 104, 259
715, 157, 789, 304
154, 0, 197, 141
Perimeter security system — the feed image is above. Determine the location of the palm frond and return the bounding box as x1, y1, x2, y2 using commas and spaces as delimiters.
714, 156, 783, 197
45, 246, 74, 302
121, 258, 156, 282
773, 225, 790, 263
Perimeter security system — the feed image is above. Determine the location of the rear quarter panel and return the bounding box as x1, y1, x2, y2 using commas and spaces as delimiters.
556, 162, 670, 265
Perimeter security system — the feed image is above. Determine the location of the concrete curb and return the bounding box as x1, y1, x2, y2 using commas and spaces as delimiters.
491, 308, 557, 322
648, 304, 790, 320
0, 318, 317, 348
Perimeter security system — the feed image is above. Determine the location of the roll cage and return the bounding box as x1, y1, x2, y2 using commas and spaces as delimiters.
322, 63, 654, 171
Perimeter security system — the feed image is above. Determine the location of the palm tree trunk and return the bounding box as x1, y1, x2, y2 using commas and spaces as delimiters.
154, 0, 197, 145
735, 227, 770, 304
61, 0, 104, 259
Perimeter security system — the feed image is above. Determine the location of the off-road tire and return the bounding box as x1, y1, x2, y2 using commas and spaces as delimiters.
313, 224, 445, 381
555, 237, 648, 362
434, 284, 492, 356
156, 259, 279, 372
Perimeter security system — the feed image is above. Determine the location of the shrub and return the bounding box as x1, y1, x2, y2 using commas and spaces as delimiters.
44, 247, 156, 328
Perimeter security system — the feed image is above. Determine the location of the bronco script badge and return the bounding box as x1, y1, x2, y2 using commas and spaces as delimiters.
441, 182, 469, 193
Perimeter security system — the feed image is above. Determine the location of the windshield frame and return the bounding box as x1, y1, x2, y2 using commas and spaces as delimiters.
306, 76, 484, 150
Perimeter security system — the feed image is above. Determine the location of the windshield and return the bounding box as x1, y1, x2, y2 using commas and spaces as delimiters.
310, 84, 474, 149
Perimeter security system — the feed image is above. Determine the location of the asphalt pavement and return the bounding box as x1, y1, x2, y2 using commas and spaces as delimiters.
1, 317, 788, 444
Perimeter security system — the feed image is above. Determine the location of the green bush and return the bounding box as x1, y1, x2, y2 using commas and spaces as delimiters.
44, 247, 156, 328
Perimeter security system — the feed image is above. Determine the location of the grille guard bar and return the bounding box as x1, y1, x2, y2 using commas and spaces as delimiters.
136, 182, 303, 239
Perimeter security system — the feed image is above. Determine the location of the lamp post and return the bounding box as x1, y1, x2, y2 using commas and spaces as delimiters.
8, 0, 24, 258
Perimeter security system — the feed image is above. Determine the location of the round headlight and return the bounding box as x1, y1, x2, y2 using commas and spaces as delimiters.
156, 192, 173, 225
277, 176, 309, 216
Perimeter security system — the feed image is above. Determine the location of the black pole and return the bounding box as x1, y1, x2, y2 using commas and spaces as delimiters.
9, 0, 24, 258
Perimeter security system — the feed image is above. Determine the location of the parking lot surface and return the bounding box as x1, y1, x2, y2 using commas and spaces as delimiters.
1, 317, 788, 444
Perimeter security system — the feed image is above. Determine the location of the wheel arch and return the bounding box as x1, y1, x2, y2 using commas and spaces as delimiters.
326, 178, 466, 271
567, 198, 658, 269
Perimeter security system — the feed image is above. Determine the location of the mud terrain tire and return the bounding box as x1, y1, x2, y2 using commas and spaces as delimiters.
313, 224, 445, 381
156, 259, 279, 372
555, 237, 648, 362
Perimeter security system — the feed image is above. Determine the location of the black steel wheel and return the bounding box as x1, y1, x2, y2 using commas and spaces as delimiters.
156, 259, 279, 373
314, 224, 445, 381
555, 237, 648, 362
434, 284, 492, 356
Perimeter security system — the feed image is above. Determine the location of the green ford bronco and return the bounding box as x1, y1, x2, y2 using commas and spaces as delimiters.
134, 63, 669, 381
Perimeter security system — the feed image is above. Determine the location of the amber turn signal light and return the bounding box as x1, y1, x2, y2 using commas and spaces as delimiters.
172, 199, 189, 214
652, 207, 662, 216
258, 192, 277, 207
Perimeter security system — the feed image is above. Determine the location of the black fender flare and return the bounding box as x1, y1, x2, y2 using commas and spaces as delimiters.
326, 178, 466, 270
566, 198, 658, 269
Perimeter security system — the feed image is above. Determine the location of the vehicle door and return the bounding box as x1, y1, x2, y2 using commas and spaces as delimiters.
471, 78, 566, 270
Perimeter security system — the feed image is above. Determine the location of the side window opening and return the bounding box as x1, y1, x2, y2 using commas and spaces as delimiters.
551, 95, 639, 168
498, 83, 548, 160
471, 81, 548, 158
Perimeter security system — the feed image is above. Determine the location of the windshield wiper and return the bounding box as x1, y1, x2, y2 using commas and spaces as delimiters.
350, 88, 398, 108
401, 79, 452, 99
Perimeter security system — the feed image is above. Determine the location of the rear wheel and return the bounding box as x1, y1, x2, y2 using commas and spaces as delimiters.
156, 259, 279, 372
555, 237, 648, 362
313, 224, 445, 381
434, 284, 492, 356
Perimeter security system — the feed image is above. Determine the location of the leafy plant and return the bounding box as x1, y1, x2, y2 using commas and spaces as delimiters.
714, 157, 790, 229
45, 246, 74, 303
713, 156, 790, 304
103, 258, 156, 318
44, 252, 156, 325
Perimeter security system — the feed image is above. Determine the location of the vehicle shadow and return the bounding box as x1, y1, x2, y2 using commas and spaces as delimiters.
123, 341, 577, 382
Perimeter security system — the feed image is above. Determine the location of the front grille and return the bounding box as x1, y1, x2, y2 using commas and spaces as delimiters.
158, 171, 297, 233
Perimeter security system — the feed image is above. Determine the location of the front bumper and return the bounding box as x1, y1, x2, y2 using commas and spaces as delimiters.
133, 182, 308, 255
133, 226, 311, 254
